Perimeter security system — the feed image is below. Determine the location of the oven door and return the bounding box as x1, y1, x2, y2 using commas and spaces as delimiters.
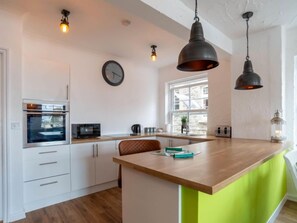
23, 111, 69, 148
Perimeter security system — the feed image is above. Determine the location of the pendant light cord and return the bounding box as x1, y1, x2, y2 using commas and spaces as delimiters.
246, 17, 250, 61
194, 0, 199, 21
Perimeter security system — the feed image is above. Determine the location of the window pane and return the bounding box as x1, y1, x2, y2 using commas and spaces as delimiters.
173, 88, 189, 111
190, 85, 208, 100
188, 112, 207, 135
190, 99, 208, 109
169, 76, 208, 135
172, 112, 187, 133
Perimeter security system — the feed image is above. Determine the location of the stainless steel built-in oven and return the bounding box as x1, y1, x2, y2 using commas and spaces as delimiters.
23, 101, 70, 148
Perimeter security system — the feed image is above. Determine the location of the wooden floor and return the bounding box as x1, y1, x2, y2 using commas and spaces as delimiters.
275, 200, 297, 223
14, 187, 121, 223
7, 188, 297, 223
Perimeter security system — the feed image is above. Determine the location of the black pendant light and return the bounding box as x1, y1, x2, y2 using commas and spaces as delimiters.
235, 11, 263, 90
177, 0, 219, 72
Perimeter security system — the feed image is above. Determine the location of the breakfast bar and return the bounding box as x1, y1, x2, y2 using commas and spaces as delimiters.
113, 138, 287, 223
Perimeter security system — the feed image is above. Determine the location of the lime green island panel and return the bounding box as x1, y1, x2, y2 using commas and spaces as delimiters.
182, 152, 287, 223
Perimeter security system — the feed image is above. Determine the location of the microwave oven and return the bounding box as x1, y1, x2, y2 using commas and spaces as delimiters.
72, 123, 101, 139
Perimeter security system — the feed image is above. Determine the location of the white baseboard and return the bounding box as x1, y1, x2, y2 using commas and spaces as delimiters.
287, 193, 297, 202
70, 181, 117, 200
266, 195, 287, 223
24, 180, 117, 213
8, 210, 26, 223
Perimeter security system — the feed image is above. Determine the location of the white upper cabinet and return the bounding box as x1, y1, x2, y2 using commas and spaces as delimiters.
23, 56, 70, 101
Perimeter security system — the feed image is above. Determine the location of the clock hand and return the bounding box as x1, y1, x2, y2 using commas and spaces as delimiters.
112, 71, 121, 78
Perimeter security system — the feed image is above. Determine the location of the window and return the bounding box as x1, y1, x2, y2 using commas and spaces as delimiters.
169, 76, 208, 135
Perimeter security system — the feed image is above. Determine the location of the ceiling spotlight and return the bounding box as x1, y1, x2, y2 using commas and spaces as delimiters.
177, 0, 219, 71
234, 11, 263, 90
60, 9, 70, 33
151, 45, 157, 61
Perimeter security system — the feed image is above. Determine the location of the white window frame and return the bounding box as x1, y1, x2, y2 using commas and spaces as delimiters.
168, 74, 208, 135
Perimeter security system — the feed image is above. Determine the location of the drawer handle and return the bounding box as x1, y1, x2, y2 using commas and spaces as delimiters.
40, 181, 58, 187
39, 151, 58, 154
39, 161, 58, 166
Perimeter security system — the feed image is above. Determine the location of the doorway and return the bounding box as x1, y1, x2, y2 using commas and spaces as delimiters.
0, 49, 8, 222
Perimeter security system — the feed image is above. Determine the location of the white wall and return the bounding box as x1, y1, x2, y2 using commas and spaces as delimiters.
231, 27, 283, 140
285, 27, 297, 145
0, 10, 25, 222
285, 26, 297, 200
22, 35, 159, 135
158, 58, 231, 135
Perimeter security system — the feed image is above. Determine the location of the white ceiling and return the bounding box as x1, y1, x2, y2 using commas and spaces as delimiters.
0, 0, 187, 68
0, 0, 296, 68
181, 0, 297, 38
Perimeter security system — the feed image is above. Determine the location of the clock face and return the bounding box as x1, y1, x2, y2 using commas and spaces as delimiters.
102, 60, 124, 86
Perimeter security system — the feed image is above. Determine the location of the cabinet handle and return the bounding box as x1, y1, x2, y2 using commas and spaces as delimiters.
96, 144, 99, 157
66, 85, 69, 100
39, 151, 57, 154
39, 161, 58, 166
40, 181, 58, 187
93, 144, 95, 158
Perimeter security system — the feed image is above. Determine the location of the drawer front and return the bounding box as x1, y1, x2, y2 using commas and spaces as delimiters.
23, 145, 70, 181
24, 174, 70, 203
23, 145, 70, 162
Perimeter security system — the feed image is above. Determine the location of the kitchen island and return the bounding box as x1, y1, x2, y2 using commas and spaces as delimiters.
113, 138, 287, 223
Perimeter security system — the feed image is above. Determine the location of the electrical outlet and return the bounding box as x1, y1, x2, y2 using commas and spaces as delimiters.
215, 126, 232, 138
11, 122, 20, 130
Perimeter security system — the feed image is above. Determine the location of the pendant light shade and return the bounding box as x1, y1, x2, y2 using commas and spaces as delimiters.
235, 60, 262, 90
177, 0, 219, 72
235, 11, 263, 90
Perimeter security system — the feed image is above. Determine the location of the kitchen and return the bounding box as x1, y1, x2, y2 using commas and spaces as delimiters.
0, 0, 297, 222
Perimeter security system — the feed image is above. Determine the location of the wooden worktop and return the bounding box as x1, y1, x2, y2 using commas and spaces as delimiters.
71, 133, 216, 144
113, 138, 285, 195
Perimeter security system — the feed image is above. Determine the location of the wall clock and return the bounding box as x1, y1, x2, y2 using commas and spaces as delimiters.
102, 60, 124, 86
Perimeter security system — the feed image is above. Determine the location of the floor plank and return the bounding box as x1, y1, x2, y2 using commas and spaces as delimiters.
10, 187, 297, 223
14, 187, 122, 223
275, 200, 297, 223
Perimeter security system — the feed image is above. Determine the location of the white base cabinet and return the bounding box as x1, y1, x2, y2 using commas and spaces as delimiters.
24, 174, 70, 203
157, 137, 190, 148
23, 145, 71, 204
71, 141, 118, 191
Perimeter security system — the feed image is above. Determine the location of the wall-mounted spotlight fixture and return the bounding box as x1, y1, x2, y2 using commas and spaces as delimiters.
151, 45, 157, 61
60, 9, 70, 33
177, 0, 218, 71
234, 11, 263, 90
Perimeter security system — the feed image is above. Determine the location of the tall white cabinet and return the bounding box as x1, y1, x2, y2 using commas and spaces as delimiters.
22, 56, 70, 101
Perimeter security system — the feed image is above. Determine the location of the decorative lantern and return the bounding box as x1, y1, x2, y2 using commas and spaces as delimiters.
271, 110, 286, 143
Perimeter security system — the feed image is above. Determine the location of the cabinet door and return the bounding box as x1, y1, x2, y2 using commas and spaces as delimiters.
171, 138, 190, 147
157, 137, 170, 149
95, 141, 118, 185
23, 56, 70, 101
71, 143, 96, 191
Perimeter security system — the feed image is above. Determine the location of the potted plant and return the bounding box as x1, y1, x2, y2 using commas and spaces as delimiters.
181, 116, 189, 134
181, 116, 188, 125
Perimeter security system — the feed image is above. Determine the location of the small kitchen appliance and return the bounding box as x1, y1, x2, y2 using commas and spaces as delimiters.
72, 123, 101, 139
131, 124, 141, 134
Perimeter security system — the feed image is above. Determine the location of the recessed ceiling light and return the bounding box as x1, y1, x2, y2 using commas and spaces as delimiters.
121, 19, 131, 27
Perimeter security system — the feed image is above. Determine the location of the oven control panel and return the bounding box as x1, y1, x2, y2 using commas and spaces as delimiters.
215, 126, 232, 138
